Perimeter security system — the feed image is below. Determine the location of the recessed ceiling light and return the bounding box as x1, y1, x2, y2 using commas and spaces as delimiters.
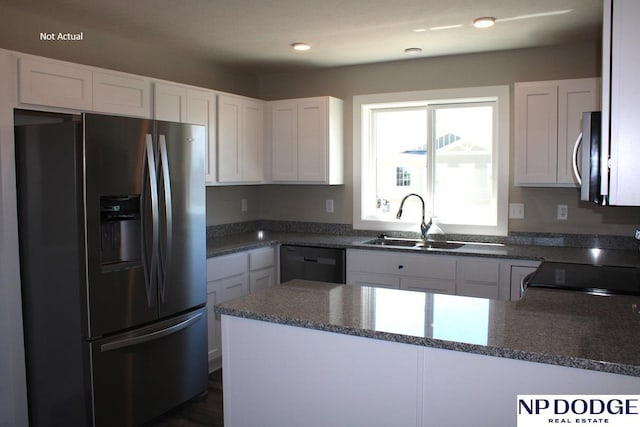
404, 47, 422, 54
291, 42, 311, 51
473, 17, 496, 28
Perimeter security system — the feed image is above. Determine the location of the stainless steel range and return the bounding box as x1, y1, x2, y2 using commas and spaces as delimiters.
525, 261, 640, 296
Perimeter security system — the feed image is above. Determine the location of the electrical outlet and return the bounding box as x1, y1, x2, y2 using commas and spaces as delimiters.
557, 204, 568, 221
508, 203, 524, 219
326, 199, 334, 213
241, 199, 247, 212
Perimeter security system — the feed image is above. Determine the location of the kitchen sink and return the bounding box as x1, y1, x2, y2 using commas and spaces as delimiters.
361, 237, 464, 250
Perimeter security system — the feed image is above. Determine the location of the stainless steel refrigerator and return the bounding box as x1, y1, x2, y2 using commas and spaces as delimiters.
15, 112, 208, 427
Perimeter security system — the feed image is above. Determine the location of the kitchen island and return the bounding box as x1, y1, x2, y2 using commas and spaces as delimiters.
216, 280, 640, 427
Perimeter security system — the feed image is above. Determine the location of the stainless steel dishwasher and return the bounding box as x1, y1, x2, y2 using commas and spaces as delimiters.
280, 245, 346, 284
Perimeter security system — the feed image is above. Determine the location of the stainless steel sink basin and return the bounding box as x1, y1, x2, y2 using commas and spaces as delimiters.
362, 238, 464, 250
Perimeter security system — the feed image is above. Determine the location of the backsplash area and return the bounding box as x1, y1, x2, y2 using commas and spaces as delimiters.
206, 220, 640, 251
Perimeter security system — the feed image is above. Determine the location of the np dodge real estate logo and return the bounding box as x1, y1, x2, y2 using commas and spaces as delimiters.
517, 395, 640, 426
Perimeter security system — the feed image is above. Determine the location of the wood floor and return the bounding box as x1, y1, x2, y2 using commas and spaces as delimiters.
145, 370, 224, 427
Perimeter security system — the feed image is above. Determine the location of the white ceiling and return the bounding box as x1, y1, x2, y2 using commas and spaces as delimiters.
1, 0, 603, 72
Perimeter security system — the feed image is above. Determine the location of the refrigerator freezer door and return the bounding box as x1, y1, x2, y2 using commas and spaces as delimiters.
84, 114, 158, 337
155, 121, 207, 318
90, 308, 208, 427
15, 121, 94, 427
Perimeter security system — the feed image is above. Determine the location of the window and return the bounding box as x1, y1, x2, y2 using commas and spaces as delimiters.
353, 86, 509, 236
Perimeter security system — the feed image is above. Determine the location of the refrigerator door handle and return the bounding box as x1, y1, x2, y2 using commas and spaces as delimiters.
158, 134, 173, 304
99, 312, 203, 352
142, 134, 160, 307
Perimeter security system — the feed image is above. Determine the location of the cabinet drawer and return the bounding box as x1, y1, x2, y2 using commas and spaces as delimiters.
249, 246, 275, 271
347, 249, 456, 280
401, 277, 455, 294
459, 260, 500, 285
347, 271, 400, 289
207, 252, 248, 281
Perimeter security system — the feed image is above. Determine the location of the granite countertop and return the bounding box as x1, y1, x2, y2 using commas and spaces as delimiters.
215, 279, 640, 377
207, 230, 640, 266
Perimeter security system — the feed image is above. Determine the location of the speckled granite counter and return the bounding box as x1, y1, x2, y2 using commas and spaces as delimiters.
207, 230, 640, 266
216, 279, 640, 377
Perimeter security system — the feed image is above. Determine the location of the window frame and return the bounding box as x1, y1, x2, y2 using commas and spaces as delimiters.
353, 85, 510, 236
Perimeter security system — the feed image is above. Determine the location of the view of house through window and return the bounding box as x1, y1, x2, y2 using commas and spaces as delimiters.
372, 103, 495, 225
355, 86, 509, 236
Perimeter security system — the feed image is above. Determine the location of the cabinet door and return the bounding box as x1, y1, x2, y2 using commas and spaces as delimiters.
93, 72, 152, 118
270, 100, 298, 181
206, 285, 221, 368
187, 88, 217, 185
514, 83, 559, 185
298, 98, 328, 182
154, 82, 187, 122
250, 267, 275, 293
607, 0, 640, 205
456, 259, 502, 300
218, 274, 250, 302
243, 99, 265, 183
557, 78, 600, 185
18, 57, 93, 110
249, 246, 275, 271
217, 95, 242, 183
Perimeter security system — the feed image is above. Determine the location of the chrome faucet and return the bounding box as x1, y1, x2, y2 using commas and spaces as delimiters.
396, 193, 433, 241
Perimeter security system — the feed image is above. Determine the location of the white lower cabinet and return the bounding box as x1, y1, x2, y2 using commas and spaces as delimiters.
347, 249, 457, 295
347, 249, 540, 300
206, 245, 276, 371
457, 259, 502, 299
348, 271, 400, 289
222, 315, 640, 427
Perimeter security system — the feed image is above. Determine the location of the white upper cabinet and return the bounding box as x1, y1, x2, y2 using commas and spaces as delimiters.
18, 57, 93, 110
242, 99, 266, 183
603, 0, 640, 205
217, 94, 265, 184
514, 78, 600, 187
270, 96, 343, 185
153, 82, 188, 122
154, 83, 218, 185
186, 88, 217, 185
18, 56, 153, 117
270, 101, 298, 181
93, 71, 152, 118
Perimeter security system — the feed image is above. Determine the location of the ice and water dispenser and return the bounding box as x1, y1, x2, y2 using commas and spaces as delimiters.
100, 196, 141, 267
